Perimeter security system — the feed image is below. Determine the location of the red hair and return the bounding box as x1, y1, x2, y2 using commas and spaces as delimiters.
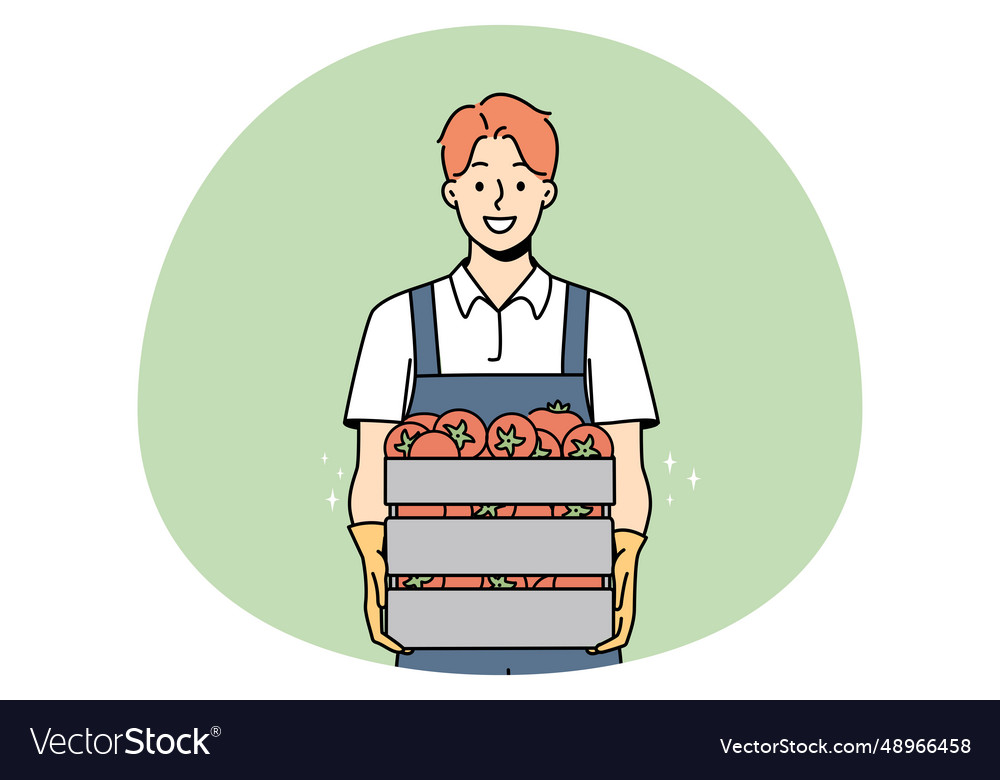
437, 93, 558, 180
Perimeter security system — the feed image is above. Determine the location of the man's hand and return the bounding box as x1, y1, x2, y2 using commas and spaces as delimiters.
588, 422, 650, 654
348, 522, 409, 655
590, 528, 646, 654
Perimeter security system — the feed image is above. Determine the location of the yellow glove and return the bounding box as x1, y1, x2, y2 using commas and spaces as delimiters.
348, 523, 409, 654
590, 528, 646, 654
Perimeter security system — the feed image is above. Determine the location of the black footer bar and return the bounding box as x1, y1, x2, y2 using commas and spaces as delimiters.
2, 700, 996, 776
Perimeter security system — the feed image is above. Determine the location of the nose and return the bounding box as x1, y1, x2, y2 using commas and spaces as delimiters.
493, 179, 504, 211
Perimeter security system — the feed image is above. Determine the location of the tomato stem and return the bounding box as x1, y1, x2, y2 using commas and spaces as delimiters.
394, 430, 418, 456
494, 424, 525, 456
567, 434, 599, 458
443, 420, 475, 451
531, 441, 552, 458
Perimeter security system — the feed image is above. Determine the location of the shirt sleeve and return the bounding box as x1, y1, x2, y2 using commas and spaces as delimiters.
343, 292, 415, 428
585, 291, 659, 427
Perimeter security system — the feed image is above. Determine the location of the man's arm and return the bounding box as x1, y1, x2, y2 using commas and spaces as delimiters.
604, 422, 651, 533
349, 422, 395, 526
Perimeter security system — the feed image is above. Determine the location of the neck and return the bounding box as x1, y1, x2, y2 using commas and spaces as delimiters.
466, 240, 534, 309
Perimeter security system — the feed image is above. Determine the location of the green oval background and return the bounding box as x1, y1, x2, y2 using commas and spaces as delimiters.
138, 26, 861, 667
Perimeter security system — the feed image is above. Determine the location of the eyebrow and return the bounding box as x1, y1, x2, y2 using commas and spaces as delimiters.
512, 162, 528, 168
470, 161, 488, 167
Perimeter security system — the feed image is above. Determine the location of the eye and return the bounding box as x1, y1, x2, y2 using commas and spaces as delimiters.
516, 181, 525, 191
475, 181, 484, 192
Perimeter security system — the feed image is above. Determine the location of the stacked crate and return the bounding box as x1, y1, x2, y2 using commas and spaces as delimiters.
384, 458, 615, 648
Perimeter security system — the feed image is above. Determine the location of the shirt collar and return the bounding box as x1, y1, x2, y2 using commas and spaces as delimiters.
449, 260, 553, 320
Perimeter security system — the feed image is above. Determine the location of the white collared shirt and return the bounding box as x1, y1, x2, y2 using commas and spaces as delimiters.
344, 262, 658, 426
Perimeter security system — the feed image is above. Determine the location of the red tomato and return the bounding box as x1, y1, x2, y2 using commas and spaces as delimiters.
562, 424, 614, 458
526, 576, 555, 588
384, 422, 428, 458
485, 576, 526, 589
434, 409, 487, 458
409, 431, 460, 458
396, 505, 444, 517
398, 576, 444, 588
528, 400, 584, 444
530, 430, 561, 458
472, 505, 514, 518
552, 504, 604, 518
513, 505, 553, 517
444, 505, 473, 517
442, 576, 486, 588
487, 413, 537, 458
554, 576, 604, 589
403, 413, 439, 429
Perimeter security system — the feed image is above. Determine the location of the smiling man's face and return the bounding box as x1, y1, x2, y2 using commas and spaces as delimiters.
442, 136, 557, 255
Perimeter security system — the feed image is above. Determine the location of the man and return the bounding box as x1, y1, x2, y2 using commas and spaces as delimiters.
344, 93, 658, 674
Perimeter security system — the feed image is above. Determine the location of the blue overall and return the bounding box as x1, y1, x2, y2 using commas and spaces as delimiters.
395, 281, 621, 675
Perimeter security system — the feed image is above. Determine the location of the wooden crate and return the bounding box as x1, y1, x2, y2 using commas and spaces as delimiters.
384, 458, 615, 649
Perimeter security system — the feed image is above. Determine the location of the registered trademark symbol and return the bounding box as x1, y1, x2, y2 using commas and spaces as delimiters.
211, 726, 221, 738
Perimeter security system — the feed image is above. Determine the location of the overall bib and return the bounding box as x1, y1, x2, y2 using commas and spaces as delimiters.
395, 281, 622, 675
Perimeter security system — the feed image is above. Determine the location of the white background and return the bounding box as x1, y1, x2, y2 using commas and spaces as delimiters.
2, 1, 997, 699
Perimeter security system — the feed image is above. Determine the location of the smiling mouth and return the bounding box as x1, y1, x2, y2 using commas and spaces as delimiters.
483, 216, 516, 234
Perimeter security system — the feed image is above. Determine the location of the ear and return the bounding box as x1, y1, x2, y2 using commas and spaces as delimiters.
541, 180, 557, 209
441, 180, 459, 209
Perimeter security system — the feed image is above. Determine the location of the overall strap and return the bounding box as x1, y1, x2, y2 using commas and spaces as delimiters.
562, 283, 588, 374
410, 283, 440, 376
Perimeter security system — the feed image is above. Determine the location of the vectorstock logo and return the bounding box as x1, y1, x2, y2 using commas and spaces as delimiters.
30, 726, 221, 756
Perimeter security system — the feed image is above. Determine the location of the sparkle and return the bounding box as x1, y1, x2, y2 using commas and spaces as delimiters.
337, 467, 344, 480
321, 452, 328, 464
325, 488, 339, 511
666, 494, 674, 507
663, 451, 676, 474
687, 468, 700, 490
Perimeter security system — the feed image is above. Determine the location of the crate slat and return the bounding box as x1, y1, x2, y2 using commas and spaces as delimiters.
386, 590, 613, 649
387, 517, 612, 574
385, 458, 615, 504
